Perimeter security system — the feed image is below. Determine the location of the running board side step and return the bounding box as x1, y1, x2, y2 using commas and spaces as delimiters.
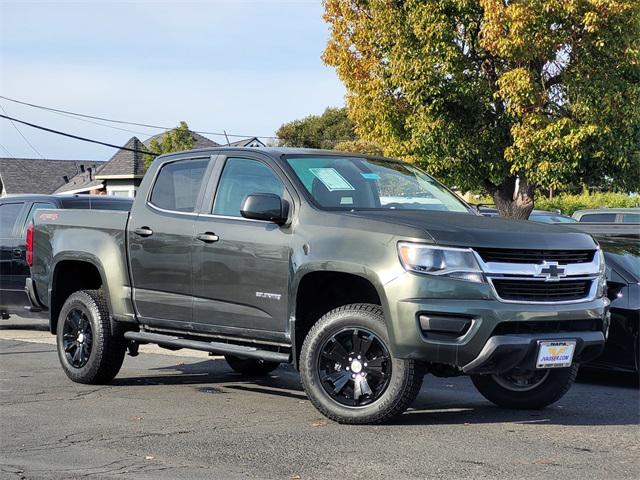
123, 331, 290, 363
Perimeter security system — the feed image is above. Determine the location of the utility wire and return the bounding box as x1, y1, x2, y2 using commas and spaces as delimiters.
0, 95, 361, 146
0, 114, 159, 156
0, 103, 45, 158
0, 142, 16, 158
34, 105, 159, 137
0, 95, 281, 140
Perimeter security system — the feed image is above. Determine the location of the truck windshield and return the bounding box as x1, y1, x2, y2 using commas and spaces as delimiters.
286, 155, 470, 213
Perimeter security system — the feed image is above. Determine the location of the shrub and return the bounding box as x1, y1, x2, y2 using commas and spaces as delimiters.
534, 192, 638, 215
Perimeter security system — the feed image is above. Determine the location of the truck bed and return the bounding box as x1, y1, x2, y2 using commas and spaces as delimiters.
31, 209, 131, 315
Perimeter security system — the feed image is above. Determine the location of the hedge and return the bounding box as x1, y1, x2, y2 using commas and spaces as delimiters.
535, 192, 639, 215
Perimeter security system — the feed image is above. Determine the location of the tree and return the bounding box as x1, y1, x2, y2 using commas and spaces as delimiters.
323, 0, 640, 218
276, 107, 357, 149
143, 121, 194, 168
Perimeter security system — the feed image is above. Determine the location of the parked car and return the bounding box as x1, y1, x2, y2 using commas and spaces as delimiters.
573, 208, 640, 224
528, 211, 577, 224
589, 237, 639, 373
0, 194, 132, 319
26, 148, 608, 424
477, 206, 576, 224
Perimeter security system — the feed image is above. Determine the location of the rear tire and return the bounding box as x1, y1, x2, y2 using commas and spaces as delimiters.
300, 303, 423, 424
224, 355, 280, 376
471, 364, 579, 409
56, 290, 126, 384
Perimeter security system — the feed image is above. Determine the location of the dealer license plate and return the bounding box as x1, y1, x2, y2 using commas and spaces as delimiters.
536, 340, 576, 369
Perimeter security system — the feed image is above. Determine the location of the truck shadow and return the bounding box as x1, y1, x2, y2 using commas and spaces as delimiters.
114, 358, 639, 427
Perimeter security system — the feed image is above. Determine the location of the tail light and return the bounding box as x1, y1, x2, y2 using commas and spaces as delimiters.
26, 223, 34, 267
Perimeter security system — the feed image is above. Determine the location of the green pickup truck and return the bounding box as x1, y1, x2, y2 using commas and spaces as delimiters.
27, 148, 610, 424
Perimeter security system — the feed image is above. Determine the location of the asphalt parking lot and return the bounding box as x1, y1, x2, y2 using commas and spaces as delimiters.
1, 317, 638, 480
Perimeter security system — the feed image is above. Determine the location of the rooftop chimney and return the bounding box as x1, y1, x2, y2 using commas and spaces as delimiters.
80, 164, 85, 173
63, 175, 69, 183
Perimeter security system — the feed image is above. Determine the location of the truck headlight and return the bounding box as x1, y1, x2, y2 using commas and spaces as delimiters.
397, 242, 484, 283
596, 248, 607, 297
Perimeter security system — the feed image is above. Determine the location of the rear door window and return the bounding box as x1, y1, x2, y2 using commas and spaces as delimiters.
0, 202, 24, 238
622, 213, 640, 223
149, 158, 209, 212
579, 213, 617, 223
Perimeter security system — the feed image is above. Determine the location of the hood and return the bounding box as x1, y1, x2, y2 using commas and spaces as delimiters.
345, 210, 597, 250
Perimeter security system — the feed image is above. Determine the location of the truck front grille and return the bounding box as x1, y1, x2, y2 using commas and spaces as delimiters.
476, 248, 595, 265
491, 279, 593, 302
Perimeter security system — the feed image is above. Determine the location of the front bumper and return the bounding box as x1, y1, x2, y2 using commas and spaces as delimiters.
461, 331, 605, 374
384, 274, 610, 371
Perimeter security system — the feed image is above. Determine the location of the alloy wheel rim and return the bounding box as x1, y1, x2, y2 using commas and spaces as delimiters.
317, 327, 392, 407
492, 369, 551, 392
62, 308, 93, 368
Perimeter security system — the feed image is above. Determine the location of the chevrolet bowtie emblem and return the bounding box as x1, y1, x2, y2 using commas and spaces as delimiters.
537, 261, 566, 281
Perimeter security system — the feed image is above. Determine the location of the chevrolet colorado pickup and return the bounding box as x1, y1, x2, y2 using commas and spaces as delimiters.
27, 148, 610, 424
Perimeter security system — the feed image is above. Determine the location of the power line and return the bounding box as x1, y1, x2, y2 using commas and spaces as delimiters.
30, 104, 159, 137
0, 142, 15, 158
0, 114, 159, 156
0, 95, 281, 140
0, 103, 45, 158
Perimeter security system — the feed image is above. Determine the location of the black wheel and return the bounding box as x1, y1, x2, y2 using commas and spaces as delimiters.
224, 355, 279, 376
56, 290, 126, 384
471, 364, 579, 409
300, 303, 424, 424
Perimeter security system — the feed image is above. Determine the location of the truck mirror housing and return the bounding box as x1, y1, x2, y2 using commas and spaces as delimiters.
240, 193, 288, 225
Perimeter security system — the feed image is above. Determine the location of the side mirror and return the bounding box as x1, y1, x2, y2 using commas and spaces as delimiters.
240, 193, 288, 225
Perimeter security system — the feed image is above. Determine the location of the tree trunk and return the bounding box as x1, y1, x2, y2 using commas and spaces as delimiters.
491, 177, 535, 219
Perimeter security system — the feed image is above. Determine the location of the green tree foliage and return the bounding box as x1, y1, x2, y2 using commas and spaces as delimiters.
143, 121, 194, 168
334, 139, 384, 156
276, 107, 357, 150
323, 0, 640, 218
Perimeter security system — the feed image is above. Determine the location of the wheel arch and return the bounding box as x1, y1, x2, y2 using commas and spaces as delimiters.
290, 266, 390, 368
49, 254, 112, 334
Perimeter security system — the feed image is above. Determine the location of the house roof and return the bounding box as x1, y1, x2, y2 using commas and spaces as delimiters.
227, 137, 266, 147
55, 164, 105, 194
0, 158, 100, 195
95, 137, 148, 179
144, 130, 219, 150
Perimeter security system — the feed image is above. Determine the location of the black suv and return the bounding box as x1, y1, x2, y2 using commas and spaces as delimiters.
0, 194, 132, 319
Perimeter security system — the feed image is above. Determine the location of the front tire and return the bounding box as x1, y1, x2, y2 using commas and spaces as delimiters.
56, 290, 126, 384
300, 303, 424, 424
471, 364, 579, 409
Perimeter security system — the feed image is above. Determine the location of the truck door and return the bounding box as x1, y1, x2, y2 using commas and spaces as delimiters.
192, 155, 293, 335
127, 157, 211, 328
0, 201, 26, 313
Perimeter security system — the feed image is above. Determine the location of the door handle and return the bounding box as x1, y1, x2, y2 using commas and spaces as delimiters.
196, 232, 219, 243
12, 248, 23, 258
134, 227, 153, 237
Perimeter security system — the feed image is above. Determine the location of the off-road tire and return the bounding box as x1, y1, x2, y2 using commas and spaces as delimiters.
56, 290, 126, 384
300, 303, 424, 424
224, 355, 280, 376
471, 364, 579, 409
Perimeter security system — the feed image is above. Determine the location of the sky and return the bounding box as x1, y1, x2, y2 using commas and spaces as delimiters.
0, 0, 346, 160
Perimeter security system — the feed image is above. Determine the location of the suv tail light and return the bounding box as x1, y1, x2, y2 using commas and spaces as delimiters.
26, 223, 34, 267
